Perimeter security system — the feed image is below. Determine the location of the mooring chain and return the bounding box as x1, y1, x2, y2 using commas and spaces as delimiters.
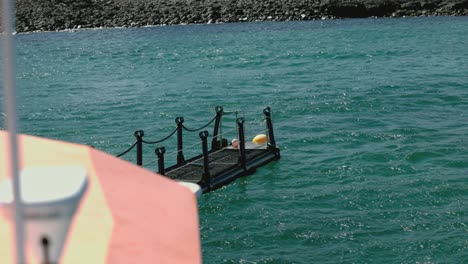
158, 127, 236, 160
114, 127, 177, 158
114, 108, 238, 159
181, 114, 217, 132
141, 127, 178, 145
164, 138, 205, 158
115, 141, 138, 157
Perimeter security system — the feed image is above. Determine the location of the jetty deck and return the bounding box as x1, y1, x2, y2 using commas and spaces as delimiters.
165, 143, 280, 193
116, 106, 280, 194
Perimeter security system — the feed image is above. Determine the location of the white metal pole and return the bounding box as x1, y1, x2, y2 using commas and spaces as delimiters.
1, 0, 26, 263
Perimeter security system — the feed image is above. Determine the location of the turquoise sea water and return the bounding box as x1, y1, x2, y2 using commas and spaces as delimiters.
1, 16, 468, 263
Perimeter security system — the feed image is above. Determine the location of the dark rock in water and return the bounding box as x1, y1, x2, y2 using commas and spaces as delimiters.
12, 0, 468, 32
366, 1, 400, 17
443, 0, 468, 10
321, 1, 368, 18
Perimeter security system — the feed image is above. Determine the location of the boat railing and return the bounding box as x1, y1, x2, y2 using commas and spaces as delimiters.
114, 106, 277, 177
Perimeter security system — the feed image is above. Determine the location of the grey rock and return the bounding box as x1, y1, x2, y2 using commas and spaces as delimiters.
12, 0, 468, 32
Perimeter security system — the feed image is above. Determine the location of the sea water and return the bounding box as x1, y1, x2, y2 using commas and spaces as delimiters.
1, 16, 468, 263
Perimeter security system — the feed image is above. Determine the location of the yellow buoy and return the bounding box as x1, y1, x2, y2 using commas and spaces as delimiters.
252, 134, 267, 144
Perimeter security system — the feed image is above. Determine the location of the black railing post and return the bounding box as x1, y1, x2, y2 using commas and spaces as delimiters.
236, 117, 246, 168
155, 147, 166, 175
175, 117, 185, 165
41, 236, 51, 264
211, 106, 224, 151
263, 107, 276, 149
134, 130, 144, 166
199, 130, 211, 184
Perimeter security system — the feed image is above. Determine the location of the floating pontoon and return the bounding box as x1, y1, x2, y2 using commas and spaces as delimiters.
116, 106, 280, 194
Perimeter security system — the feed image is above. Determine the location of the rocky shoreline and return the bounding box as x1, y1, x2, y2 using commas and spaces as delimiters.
13, 0, 468, 32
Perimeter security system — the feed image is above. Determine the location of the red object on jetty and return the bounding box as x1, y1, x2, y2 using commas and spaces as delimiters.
0, 130, 201, 264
